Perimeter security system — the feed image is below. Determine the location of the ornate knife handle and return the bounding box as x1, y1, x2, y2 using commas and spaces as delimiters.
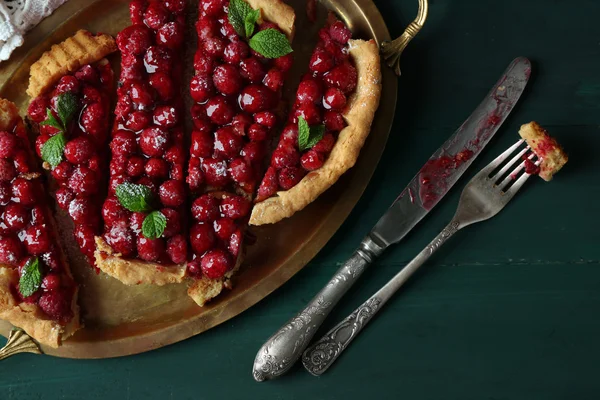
252, 236, 385, 382
302, 220, 461, 376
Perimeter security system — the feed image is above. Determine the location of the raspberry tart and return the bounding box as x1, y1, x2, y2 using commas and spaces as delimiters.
0, 99, 81, 348
26, 30, 117, 267
518, 122, 568, 181
94, 0, 190, 285
250, 15, 381, 225
186, 0, 295, 306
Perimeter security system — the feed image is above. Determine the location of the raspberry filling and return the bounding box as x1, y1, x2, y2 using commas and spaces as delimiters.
186, 0, 293, 279
102, 0, 188, 264
256, 18, 357, 201
27, 62, 114, 267
0, 113, 75, 324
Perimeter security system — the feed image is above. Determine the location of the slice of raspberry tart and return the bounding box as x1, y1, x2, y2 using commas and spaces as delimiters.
518, 121, 568, 181
250, 15, 381, 225
0, 99, 81, 348
186, 0, 295, 306
94, 0, 189, 285
26, 30, 117, 268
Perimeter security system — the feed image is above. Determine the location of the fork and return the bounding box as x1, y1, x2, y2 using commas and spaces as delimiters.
301, 140, 539, 375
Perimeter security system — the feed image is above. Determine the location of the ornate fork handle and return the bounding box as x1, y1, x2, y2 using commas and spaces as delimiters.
302, 219, 461, 375
252, 236, 385, 381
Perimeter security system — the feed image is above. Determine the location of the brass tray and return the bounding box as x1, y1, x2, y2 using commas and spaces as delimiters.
0, 0, 398, 358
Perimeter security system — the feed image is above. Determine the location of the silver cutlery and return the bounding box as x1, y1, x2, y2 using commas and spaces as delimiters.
302, 139, 538, 374
252, 57, 531, 381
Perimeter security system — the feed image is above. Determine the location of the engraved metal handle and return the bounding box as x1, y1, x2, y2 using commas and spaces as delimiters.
0, 329, 42, 360
302, 219, 462, 375
252, 235, 385, 381
381, 0, 429, 76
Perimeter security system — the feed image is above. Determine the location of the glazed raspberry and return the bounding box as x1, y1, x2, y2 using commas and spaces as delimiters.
231, 114, 253, 136
156, 208, 179, 238
105, 221, 135, 256
191, 105, 210, 130
64, 136, 93, 164
81, 86, 103, 104
200, 249, 232, 279
223, 41, 249, 64
128, 81, 155, 109
102, 196, 130, 225
313, 132, 335, 153
194, 53, 215, 75
11, 178, 36, 205
24, 225, 51, 254
0, 236, 22, 265
68, 198, 93, 225
156, 21, 184, 49
164, 0, 185, 13
196, 16, 219, 40
192, 194, 219, 222
114, 95, 133, 120
55, 75, 80, 94
203, 37, 226, 58
238, 85, 274, 114
170, 163, 184, 181
153, 106, 179, 128
323, 87, 347, 110
149, 72, 174, 101
0, 182, 9, 205
42, 274, 61, 291
143, 2, 169, 30
120, 53, 145, 81
214, 127, 243, 159
144, 46, 172, 74
263, 68, 284, 92
139, 127, 170, 157
200, 0, 226, 16
55, 188, 75, 210
240, 141, 265, 165
74, 225, 95, 259
278, 167, 305, 190
30, 206, 46, 226
116, 25, 153, 56
274, 53, 294, 72
280, 124, 299, 144
38, 291, 72, 324
159, 180, 185, 207
51, 162, 72, 181
191, 129, 214, 158
324, 110, 345, 132
27, 97, 49, 123
256, 166, 277, 202
201, 158, 230, 187
125, 110, 151, 131
68, 166, 97, 195
0, 159, 16, 182
109, 175, 131, 195
229, 157, 253, 184
309, 48, 334, 74
137, 236, 164, 261
213, 64, 243, 96
300, 149, 325, 171
206, 96, 235, 125
13, 151, 30, 174
240, 58, 266, 82
144, 158, 169, 179
110, 156, 127, 176
248, 123, 268, 141
220, 20, 238, 40
329, 21, 352, 44
129, 212, 145, 234
137, 177, 158, 194
165, 146, 185, 164
187, 259, 202, 277
80, 103, 106, 137
3, 203, 29, 230
295, 102, 321, 125
220, 196, 251, 220
0, 132, 18, 159
213, 217, 236, 240
167, 234, 187, 264
272, 145, 300, 169
190, 75, 215, 104
324, 62, 357, 93
187, 162, 204, 190
190, 222, 215, 254
129, 0, 145, 24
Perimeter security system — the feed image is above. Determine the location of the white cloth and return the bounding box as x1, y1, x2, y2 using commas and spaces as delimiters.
0, 0, 68, 61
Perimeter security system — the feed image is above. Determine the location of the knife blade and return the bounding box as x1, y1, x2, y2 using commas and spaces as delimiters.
371, 56, 530, 247
253, 57, 531, 381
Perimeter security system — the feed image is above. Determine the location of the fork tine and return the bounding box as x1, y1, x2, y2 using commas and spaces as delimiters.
497, 152, 536, 189
481, 139, 525, 176
490, 145, 529, 182
504, 157, 541, 197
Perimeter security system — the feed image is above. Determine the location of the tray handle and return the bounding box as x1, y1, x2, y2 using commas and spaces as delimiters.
0, 329, 42, 361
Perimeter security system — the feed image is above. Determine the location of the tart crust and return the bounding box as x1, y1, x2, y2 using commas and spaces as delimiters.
247, 0, 296, 39
26, 30, 117, 98
0, 99, 81, 348
519, 121, 568, 181
250, 39, 382, 225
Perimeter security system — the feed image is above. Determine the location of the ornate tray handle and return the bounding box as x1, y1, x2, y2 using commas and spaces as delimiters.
381, 0, 429, 76
0, 329, 42, 360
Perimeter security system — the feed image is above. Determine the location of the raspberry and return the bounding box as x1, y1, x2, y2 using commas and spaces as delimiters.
312, 133, 335, 153
0, 182, 9, 205
156, 21, 184, 49
143, 2, 169, 30
165, 146, 185, 164
80, 103, 106, 137
296, 78, 322, 104
68, 198, 93, 225
120, 54, 145, 82
51, 162, 72, 181
3, 203, 29, 230
139, 126, 170, 157
0, 236, 22, 265
263, 68, 284, 92
187, 259, 202, 277
272, 145, 300, 169
231, 113, 253, 136
13, 151, 30, 174
0, 159, 16, 182
191, 129, 214, 158
256, 166, 277, 202
213, 217, 236, 240
153, 105, 179, 128
324, 110, 346, 132
190, 222, 215, 255
27, 96, 50, 123
128, 81, 155, 109
279, 124, 299, 144
11, 178, 37, 205
200, 249, 232, 279
200, 0, 226, 17
55, 75, 80, 94
159, 180, 185, 207
149, 72, 174, 101
274, 53, 294, 72
55, 187, 75, 210
64, 136, 93, 164
323, 87, 347, 110
0, 132, 18, 159
116, 25, 153, 56
105, 221, 135, 256
205, 96, 235, 125
24, 225, 51, 254
195, 16, 219, 40
167, 234, 187, 264
294, 102, 321, 125
300, 149, 325, 171
143, 46, 173, 74
111, 130, 137, 157
190, 75, 214, 104
114, 95, 133, 120
203, 37, 226, 58
220, 20, 238, 40
240, 141, 265, 165
191, 105, 210, 131
248, 123, 268, 141
164, 0, 185, 13
38, 291, 73, 324
223, 41, 249, 64
238, 85, 274, 114
254, 111, 276, 129
214, 126, 243, 159
74, 225, 96, 260
309, 48, 334, 74
201, 158, 230, 187
42, 273, 61, 291
324, 62, 357, 93
137, 236, 165, 261
191, 194, 219, 222
161, 208, 181, 237
229, 157, 254, 184
68, 166, 97, 195
125, 110, 151, 132
329, 21, 352, 43
213, 64, 242, 96
129, 212, 145, 234
278, 166, 305, 190
81, 86, 103, 104
240, 58, 266, 82
220, 195, 251, 220
194, 52, 215, 75
102, 196, 130, 225
30, 206, 47, 226
129, 0, 145, 24
186, 161, 204, 191
144, 158, 169, 179
229, 228, 242, 256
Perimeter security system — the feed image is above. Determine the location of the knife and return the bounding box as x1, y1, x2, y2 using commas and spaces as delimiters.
252, 57, 531, 382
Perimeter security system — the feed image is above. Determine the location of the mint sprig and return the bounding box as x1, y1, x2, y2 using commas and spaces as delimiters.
56, 92, 78, 128
41, 133, 66, 167
245, 9, 261, 37
249, 29, 293, 59
142, 211, 167, 240
40, 92, 79, 167
228, 0, 255, 38
19, 257, 42, 298
115, 183, 154, 213
298, 116, 326, 151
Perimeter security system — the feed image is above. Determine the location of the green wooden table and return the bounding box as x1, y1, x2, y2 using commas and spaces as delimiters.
3, 0, 600, 398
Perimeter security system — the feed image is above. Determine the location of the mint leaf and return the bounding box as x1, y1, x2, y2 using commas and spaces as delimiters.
249, 28, 292, 59
245, 9, 261, 37
142, 211, 167, 239
297, 117, 325, 151
115, 183, 154, 212
40, 109, 63, 131
228, 0, 253, 37
56, 92, 78, 128
41, 133, 66, 167
19, 258, 42, 298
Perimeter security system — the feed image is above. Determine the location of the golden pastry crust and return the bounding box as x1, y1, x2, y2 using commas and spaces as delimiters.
247, 0, 296, 40
187, 261, 240, 307
250, 39, 382, 225
27, 30, 117, 98
519, 121, 568, 181
94, 237, 186, 286
0, 99, 81, 348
